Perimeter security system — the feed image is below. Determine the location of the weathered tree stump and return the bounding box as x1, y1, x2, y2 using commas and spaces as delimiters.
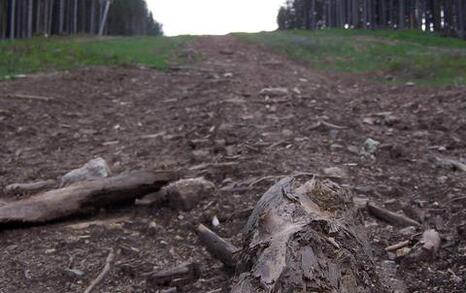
231, 177, 383, 292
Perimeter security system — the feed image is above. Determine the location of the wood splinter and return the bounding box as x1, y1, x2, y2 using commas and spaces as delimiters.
197, 224, 239, 268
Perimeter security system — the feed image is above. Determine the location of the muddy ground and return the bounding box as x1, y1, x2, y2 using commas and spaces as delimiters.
0, 36, 465, 292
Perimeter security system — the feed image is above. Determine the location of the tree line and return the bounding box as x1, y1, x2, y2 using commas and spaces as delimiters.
278, 0, 466, 39
0, 0, 162, 40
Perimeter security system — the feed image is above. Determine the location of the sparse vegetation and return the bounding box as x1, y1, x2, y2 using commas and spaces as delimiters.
237, 29, 466, 86
0, 35, 191, 78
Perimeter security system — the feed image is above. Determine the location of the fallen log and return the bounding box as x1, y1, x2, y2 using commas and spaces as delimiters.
4, 179, 56, 195
231, 177, 382, 292
0, 171, 177, 226
197, 224, 239, 268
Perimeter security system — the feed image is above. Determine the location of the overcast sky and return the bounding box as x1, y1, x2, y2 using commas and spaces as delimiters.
147, 0, 286, 36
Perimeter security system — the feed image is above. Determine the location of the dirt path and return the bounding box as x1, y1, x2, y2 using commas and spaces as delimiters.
0, 36, 465, 292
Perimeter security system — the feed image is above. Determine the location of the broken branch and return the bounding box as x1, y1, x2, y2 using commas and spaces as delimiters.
367, 202, 421, 227
197, 224, 239, 268
84, 249, 115, 293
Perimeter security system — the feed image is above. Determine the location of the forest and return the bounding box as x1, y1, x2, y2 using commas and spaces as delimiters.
278, 0, 466, 39
0, 0, 162, 40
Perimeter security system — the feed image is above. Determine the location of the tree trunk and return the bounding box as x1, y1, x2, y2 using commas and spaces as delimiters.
98, 0, 110, 36
27, 0, 32, 37
457, 0, 465, 38
231, 178, 382, 292
59, 0, 64, 33
0, 171, 177, 227
10, 0, 15, 39
399, 0, 405, 29
90, 0, 95, 33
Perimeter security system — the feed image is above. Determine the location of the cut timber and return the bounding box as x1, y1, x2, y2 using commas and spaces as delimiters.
197, 224, 239, 268
145, 262, 200, 288
367, 202, 421, 227
0, 171, 176, 227
232, 178, 382, 292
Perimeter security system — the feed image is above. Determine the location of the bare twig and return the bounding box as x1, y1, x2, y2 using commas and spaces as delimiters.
84, 249, 115, 293
308, 120, 347, 131
385, 240, 411, 252
2, 94, 55, 102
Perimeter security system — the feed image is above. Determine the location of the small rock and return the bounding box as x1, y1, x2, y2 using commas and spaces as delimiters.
399, 226, 417, 236
363, 117, 376, 125
212, 216, 220, 227
322, 167, 348, 179
360, 138, 380, 159
281, 129, 293, 137
405, 81, 415, 87
396, 247, 411, 258
65, 268, 85, 278
60, 157, 111, 187
347, 145, 360, 155
259, 87, 289, 97
165, 178, 216, 211
330, 143, 344, 151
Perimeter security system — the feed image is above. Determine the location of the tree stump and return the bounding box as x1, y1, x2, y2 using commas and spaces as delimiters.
231, 177, 383, 292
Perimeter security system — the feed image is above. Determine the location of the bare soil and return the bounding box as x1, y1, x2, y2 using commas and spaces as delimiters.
0, 36, 465, 292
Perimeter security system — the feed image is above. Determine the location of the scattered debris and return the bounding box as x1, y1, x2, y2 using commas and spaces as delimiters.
60, 157, 111, 187
308, 119, 348, 130
66, 217, 129, 230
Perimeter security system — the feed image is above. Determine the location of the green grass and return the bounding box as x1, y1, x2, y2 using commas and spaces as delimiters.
0, 35, 192, 78
236, 29, 466, 86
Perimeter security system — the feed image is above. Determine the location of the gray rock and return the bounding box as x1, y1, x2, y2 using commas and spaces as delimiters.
60, 157, 111, 187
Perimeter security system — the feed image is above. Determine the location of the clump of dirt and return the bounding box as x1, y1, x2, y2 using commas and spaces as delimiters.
0, 36, 464, 292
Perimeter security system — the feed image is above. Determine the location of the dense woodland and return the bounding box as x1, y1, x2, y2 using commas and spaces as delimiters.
278, 0, 466, 39
0, 0, 162, 40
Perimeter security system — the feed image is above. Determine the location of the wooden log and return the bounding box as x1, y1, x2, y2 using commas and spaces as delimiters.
0, 171, 176, 227
4, 179, 56, 195
197, 224, 239, 268
367, 202, 421, 227
231, 178, 383, 292
145, 262, 200, 288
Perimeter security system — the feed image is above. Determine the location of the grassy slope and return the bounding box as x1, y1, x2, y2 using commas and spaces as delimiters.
0, 35, 191, 78
236, 29, 466, 86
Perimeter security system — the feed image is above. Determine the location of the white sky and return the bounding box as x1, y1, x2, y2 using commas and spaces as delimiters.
147, 0, 286, 36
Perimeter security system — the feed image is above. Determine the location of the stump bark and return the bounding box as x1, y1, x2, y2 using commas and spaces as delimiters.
231, 177, 383, 292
